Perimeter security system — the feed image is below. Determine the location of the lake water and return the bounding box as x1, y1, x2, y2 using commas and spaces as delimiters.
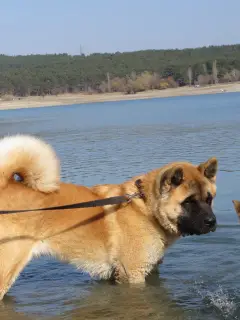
0, 92, 240, 320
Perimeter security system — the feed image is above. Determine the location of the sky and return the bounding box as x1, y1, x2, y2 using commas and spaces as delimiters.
1, 0, 240, 55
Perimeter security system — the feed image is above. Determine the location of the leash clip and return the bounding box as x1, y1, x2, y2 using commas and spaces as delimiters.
125, 192, 140, 203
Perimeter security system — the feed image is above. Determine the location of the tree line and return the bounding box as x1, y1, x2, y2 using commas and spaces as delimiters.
0, 44, 240, 97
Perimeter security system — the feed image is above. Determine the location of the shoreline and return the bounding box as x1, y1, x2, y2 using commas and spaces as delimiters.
0, 82, 240, 111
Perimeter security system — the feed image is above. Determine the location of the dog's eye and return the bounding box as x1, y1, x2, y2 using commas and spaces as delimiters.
182, 195, 195, 205
206, 192, 213, 206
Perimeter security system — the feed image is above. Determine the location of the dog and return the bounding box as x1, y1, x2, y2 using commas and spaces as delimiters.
0, 134, 218, 299
232, 200, 240, 221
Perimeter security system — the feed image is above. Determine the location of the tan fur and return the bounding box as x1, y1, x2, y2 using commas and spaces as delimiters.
0, 135, 218, 299
232, 200, 240, 221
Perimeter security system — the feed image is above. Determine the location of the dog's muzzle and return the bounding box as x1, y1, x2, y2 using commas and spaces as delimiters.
177, 199, 217, 236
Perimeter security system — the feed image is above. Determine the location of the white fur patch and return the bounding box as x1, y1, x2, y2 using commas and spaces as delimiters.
72, 259, 113, 279
31, 240, 55, 258
31, 242, 112, 279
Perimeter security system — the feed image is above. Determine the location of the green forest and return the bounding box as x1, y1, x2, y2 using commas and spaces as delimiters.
0, 44, 240, 97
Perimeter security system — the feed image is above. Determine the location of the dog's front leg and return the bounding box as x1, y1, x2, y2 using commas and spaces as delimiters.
112, 262, 146, 285
150, 256, 164, 275
126, 258, 165, 283
127, 270, 146, 285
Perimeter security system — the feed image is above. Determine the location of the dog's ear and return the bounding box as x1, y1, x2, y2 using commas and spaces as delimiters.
197, 157, 218, 182
233, 200, 240, 219
159, 166, 184, 195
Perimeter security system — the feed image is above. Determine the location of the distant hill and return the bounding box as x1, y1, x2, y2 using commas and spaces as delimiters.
0, 44, 240, 96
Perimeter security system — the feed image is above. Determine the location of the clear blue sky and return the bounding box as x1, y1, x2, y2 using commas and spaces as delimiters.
1, 0, 239, 55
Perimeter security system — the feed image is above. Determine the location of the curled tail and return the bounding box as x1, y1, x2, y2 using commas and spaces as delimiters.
0, 134, 60, 193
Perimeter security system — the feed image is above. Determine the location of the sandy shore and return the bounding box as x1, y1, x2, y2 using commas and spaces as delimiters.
0, 82, 240, 111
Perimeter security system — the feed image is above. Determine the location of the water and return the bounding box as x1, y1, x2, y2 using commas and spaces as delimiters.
0, 92, 240, 319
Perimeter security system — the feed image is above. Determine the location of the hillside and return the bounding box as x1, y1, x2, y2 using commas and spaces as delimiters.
0, 44, 240, 96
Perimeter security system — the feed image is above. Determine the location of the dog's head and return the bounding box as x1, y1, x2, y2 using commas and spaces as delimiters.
144, 157, 218, 236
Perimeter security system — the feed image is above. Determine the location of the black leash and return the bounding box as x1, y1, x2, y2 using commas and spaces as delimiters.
0, 194, 139, 215
0, 179, 144, 215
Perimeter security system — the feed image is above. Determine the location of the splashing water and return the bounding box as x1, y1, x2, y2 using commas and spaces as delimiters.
193, 281, 238, 319
208, 287, 236, 318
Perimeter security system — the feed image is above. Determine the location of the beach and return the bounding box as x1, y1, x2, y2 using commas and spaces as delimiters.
0, 82, 240, 110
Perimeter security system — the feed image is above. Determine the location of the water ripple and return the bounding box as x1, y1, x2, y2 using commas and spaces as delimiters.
1, 93, 240, 319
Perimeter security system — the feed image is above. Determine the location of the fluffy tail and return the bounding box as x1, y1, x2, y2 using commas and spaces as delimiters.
0, 134, 60, 193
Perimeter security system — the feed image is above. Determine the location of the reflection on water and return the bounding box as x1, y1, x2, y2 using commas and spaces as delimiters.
1, 92, 240, 319
58, 278, 188, 320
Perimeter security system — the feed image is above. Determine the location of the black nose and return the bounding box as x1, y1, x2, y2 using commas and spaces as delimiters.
204, 215, 216, 228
